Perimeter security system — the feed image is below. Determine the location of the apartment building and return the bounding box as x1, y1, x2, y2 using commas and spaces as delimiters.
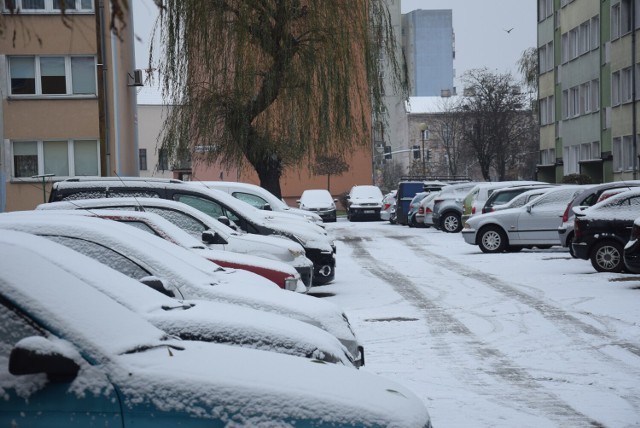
0, 0, 138, 211
537, 0, 640, 183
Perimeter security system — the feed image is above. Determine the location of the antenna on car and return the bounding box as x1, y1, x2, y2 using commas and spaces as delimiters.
113, 171, 146, 212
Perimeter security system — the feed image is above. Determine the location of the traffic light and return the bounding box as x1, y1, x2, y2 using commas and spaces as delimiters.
412, 145, 421, 159
384, 145, 392, 160
426, 149, 432, 161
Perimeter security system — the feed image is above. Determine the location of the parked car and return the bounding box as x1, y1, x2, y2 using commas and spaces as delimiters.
346, 185, 384, 221
461, 181, 544, 224
430, 182, 477, 233
297, 189, 337, 222
38, 196, 315, 287
481, 184, 553, 214
0, 213, 364, 363
572, 189, 640, 272
462, 185, 586, 253
415, 191, 441, 227
558, 181, 640, 257
407, 192, 430, 227
45, 208, 307, 293
0, 230, 432, 426
194, 180, 323, 224
491, 187, 554, 212
395, 179, 448, 225
380, 190, 397, 223
48, 177, 336, 285
623, 216, 640, 273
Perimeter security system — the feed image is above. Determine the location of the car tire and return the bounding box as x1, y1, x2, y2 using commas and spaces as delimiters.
567, 233, 577, 258
590, 240, 624, 273
478, 226, 508, 253
408, 214, 417, 228
441, 212, 462, 233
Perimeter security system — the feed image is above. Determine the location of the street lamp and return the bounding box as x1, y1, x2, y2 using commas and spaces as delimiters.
418, 122, 428, 176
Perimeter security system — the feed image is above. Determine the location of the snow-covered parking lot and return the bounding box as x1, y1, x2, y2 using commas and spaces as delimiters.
318, 219, 640, 428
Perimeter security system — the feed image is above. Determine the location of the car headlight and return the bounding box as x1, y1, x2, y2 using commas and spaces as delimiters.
288, 247, 305, 258
284, 277, 299, 291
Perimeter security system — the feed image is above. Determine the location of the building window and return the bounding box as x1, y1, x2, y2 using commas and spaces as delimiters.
621, 67, 633, 103
8, 55, 96, 96
11, 139, 99, 178
139, 148, 148, 171
158, 148, 168, 171
539, 95, 554, 125
612, 71, 621, 106
612, 0, 633, 39
591, 16, 599, 50
538, 0, 553, 21
591, 79, 600, 111
612, 135, 635, 171
539, 41, 554, 73
540, 148, 555, 165
3, 0, 93, 11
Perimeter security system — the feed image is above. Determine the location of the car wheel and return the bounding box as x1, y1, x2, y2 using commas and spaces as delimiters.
442, 212, 462, 233
478, 226, 507, 253
408, 215, 417, 228
590, 240, 624, 273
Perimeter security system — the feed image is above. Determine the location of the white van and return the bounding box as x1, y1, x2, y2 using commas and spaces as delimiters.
195, 181, 323, 224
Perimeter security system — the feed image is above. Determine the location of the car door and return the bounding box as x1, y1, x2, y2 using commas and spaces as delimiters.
0, 301, 122, 426
516, 190, 576, 243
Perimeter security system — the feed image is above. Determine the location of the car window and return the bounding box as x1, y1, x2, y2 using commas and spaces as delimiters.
109, 190, 160, 199
44, 236, 151, 280
0, 301, 45, 360
602, 195, 640, 209
61, 190, 107, 201
533, 189, 578, 207
144, 207, 209, 238
232, 192, 268, 209
174, 194, 225, 219
116, 220, 161, 236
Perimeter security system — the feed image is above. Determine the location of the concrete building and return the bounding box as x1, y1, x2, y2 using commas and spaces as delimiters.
537, 0, 640, 183
0, 0, 138, 211
402, 9, 455, 97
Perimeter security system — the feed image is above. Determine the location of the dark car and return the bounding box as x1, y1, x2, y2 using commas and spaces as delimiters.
558, 181, 640, 257
623, 217, 640, 273
572, 189, 640, 272
395, 179, 448, 225
48, 177, 337, 285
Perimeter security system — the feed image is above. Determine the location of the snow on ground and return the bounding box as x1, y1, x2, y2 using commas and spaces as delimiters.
315, 218, 640, 428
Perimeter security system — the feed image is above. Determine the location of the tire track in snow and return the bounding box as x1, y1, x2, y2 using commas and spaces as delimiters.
342, 234, 606, 427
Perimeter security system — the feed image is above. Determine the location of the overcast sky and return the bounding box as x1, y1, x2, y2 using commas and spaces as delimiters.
132, 1, 537, 94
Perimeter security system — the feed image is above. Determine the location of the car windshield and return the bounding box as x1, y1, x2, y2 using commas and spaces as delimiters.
350, 186, 382, 199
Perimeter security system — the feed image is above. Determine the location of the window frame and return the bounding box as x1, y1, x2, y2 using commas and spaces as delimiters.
2, 0, 94, 13
10, 139, 100, 180
8, 55, 97, 97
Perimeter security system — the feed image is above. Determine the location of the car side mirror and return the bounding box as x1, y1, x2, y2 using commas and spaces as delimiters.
262, 203, 272, 211
140, 276, 175, 298
9, 337, 79, 383
526, 205, 532, 213
202, 230, 228, 245
217, 216, 231, 226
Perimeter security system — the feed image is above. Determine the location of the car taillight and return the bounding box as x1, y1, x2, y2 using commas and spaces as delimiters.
425, 207, 432, 214
574, 218, 584, 240
471, 206, 476, 215
561, 202, 571, 223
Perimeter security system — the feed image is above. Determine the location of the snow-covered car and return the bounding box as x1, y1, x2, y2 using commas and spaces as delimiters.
461, 185, 588, 253
461, 181, 544, 224
194, 180, 324, 224
346, 185, 384, 221
48, 177, 336, 285
297, 189, 337, 222
0, 213, 363, 364
558, 181, 640, 257
38, 197, 315, 287
430, 182, 477, 232
38, 208, 307, 293
572, 188, 640, 272
380, 190, 397, 223
0, 230, 431, 426
491, 187, 554, 212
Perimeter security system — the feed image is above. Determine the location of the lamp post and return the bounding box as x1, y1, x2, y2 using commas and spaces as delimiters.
418, 122, 428, 176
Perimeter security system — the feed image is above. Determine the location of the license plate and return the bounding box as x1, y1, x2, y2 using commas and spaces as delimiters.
364, 210, 375, 214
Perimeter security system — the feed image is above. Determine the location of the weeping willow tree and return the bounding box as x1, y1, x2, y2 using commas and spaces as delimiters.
153, 0, 406, 197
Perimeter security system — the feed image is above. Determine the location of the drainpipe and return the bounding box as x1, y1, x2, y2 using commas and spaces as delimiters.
96, 0, 111, 176
633, 0, 638, 180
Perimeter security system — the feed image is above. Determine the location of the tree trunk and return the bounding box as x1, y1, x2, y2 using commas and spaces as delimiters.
254, 157, 284, 199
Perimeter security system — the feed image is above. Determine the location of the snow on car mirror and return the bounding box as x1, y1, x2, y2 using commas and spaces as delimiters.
526, 205, 533, 213
202, 230, 228, 245
263, 203, 272, 211
139, 276, 175, 298
217, 216, 231, 226
9, 336, 79, 383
